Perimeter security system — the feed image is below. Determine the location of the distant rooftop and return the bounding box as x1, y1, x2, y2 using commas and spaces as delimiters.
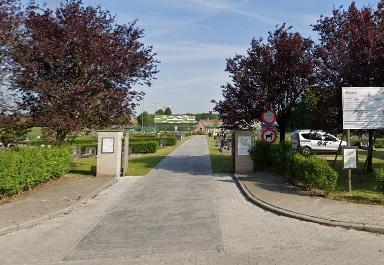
154, 115, 196, 124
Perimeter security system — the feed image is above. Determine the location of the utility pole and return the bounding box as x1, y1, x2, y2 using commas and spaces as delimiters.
154, 102, 158, 132
141, 97, 145, 133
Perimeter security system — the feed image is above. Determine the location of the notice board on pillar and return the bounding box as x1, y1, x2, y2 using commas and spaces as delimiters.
101, 137, 114, 153
238, 136, 252, 156
342, 87, 384, 129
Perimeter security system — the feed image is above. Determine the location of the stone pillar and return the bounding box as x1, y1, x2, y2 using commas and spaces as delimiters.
122, 132, 129, 176
233, 130, 254, 173
96, 130, 124, 178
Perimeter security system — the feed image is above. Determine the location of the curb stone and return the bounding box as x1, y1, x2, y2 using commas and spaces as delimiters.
0, 177, 118, 237
232, 174, 384, 235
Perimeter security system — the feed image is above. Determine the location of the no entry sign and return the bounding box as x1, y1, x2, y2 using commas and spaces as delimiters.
261, 129, 277, 144
261, 110, 276, 125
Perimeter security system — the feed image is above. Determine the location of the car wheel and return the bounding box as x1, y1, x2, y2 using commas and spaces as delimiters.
301, 146, 312, 156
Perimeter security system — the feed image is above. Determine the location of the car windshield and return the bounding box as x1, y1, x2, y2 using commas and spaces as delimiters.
324, 134, 337, 141
309, 133, 322, 141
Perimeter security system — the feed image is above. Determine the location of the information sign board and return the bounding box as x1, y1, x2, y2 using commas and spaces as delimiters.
238, 136, 252, 156
343, 146, 358, 169
101, 137, 114, 153
342, 87, 384, 129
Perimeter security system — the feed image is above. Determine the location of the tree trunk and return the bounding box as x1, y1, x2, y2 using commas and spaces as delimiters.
279, 121, 286, 143
55, 129, 69, 144
367, 129, 374, 173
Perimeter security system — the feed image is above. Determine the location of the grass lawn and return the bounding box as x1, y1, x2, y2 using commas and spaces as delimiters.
125, 137, 190, 176
317, 149, 384, 205
68, 156, 97, 176
207, 137, 233, 173
67, 136, 189, 177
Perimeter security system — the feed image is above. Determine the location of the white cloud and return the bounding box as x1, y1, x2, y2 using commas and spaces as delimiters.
173, 0, 279, 25
156, 41, 247, 62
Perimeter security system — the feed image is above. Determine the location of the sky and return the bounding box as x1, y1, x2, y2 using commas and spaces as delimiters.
24, 0, 378, 114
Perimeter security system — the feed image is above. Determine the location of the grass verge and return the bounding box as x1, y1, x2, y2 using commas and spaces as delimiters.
69, 156, 96, 176
207, 137, 233, 173
317, 149, 384, 205
68, 138, 189, 177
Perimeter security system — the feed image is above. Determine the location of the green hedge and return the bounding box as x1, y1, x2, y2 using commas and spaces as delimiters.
130, 137, 177, 146
164, 137, 177, 146
375, 138, 384, 148
249, 141, 294, 173
71, 139, 97, 145
290, 154, 338, 192
0, 146, 72, 197
374, 168, 384, 193
249, 141, 338, 192
130, 141, 159, 153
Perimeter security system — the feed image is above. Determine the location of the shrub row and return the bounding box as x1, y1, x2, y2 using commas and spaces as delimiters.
130, 137, 177, 146
0, 146, 72, 197
374, 168, 384, 193
131, 134, 156, 138
130, 141, 159, 153
249, 141, 338, 192
375, 138, 384, 148
290, 154, 338, 191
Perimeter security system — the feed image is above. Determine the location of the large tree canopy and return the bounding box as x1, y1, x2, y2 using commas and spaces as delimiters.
312, 2, 382, 133
213, 24, 316, 142
312, 1, 384, 171
1, 0, 22, 110
11, 0, 158, 142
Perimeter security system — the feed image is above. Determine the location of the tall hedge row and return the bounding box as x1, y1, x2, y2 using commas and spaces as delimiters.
249, 141, 338, 192
0, 146, 72, 197
130, 141, 159, 153
130, 136, 177, 146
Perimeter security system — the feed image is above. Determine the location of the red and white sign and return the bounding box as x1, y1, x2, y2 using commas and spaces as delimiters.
261, 129, 277, 144
261, 110, 276, 125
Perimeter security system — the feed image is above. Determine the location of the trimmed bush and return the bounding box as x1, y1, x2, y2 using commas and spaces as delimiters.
163, 137, 177, 146
71, 139, 97, 145
0, 146, 72, 197
249, 141, 294, 173
130, 141, 159, 153
374, 168, 384, 193
289, 154, 338, 192
375, 138, 384, 148
249, 141, 338, 192
130, 136, 177, 146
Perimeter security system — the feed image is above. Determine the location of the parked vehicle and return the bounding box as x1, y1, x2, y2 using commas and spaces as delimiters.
291, 130, 347, 155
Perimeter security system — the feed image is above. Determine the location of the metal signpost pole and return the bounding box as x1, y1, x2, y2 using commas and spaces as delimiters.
347, 129, 352, 193
141, 98, 145, 133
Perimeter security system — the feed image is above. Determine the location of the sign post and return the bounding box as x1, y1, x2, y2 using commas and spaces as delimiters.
261, 129, 277, 144
341, 87, 384, 191
261, 110, 277, 144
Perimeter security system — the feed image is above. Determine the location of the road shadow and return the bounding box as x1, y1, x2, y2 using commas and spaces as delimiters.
146, 154, 213, 176
237, 172, 313, 197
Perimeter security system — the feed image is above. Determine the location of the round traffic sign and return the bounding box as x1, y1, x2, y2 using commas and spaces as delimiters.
261, 110, 276, 125
261, 129, 277, 144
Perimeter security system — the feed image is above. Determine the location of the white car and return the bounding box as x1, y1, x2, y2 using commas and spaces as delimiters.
291, 130, 347, 155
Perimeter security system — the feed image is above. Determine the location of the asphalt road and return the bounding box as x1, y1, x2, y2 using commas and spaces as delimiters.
0, 136, 383, 265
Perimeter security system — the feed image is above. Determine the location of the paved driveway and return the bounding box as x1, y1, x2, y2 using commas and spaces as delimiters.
0, 136, 384, 264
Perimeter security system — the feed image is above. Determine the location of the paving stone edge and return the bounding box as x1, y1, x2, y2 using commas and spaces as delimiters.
232, 174, 384, 235
0, 177, 118, 237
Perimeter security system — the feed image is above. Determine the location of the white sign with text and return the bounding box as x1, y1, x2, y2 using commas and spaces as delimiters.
238, 136, 252, 156
342, 87, 384, 129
